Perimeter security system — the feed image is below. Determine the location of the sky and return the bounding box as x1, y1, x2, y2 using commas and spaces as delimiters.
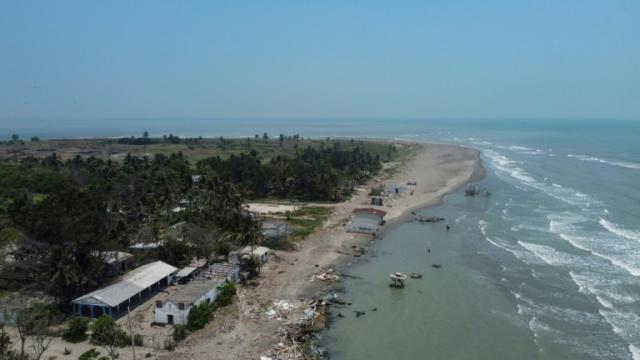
0, 0, 639, 120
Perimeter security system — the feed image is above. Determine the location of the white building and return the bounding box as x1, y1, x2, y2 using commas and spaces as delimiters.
229, 246, 271, 265
72, 261, 177, 318
154, 279, 221, 325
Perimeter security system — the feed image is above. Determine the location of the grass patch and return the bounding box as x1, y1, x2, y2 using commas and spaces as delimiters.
287, 206, 333, 241
32, 193, 47, 203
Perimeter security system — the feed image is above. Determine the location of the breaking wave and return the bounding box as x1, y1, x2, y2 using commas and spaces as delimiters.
599, 218, 640, 243
568, 154, 640, 170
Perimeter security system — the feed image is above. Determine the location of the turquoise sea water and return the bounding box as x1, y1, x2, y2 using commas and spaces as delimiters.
2, 119, 639, 359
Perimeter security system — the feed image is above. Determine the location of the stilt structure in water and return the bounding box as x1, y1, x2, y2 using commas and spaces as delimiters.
389, 272, 408, 288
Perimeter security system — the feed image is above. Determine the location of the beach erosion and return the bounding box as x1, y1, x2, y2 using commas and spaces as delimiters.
156, 142, 483, 360
275, 142, 484, 300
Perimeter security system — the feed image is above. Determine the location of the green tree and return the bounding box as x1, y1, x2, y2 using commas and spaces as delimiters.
62, 317, 90, 343
90, 315, 128, 360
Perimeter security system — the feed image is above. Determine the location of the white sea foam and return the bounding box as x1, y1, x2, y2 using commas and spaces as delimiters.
599, 309, 640, 344
568, 154, 640, 170
484, 150, 601, 208
559, 232, 640, 277
630, 344, 640, 360
516, 294, 604, 326
568, 271, 637, 304
600, 218, 640, 243
479, 221, 542, 264
517, 241, 584, 267
547, 213, 640, 276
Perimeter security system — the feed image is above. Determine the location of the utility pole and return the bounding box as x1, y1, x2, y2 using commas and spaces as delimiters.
127, 306, 136, 360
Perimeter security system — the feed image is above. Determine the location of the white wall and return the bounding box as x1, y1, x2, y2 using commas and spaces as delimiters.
154, 287, 218, 325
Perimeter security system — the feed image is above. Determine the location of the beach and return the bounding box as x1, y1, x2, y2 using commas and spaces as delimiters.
152, 142, 482, 360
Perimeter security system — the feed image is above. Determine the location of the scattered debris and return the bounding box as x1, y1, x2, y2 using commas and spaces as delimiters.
415, 215, 445, 223
261, 295, 341, 360
354, 311, 366, 317
312, 268, 341, 283
410, 273, 422, 279
465, 185, 491, 197
432, 264, 442, 269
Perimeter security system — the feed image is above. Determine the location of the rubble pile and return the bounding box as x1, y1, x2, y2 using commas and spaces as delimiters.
262, 295, 343, 360
312, 268, 341, 283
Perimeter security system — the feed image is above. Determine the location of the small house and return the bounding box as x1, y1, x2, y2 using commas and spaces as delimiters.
175, 258, 208, 284
385, 183, 399, 194
92, 251, 134, 276
346, 208, 387, 234
229, 246, 271, 265
371, 197, 384, 206
154, 279, 221, 325
202, 263, 241, 283
261, 220, 288, 241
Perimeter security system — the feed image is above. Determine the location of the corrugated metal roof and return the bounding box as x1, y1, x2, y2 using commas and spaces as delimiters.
73, 261, 177, 307
165, 279, 220, 306
176, 266, 197, 278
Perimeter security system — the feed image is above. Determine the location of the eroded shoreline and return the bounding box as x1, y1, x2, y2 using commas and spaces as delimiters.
183, 142, 483, 360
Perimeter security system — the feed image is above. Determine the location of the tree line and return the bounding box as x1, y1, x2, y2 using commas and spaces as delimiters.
0, 140, 383, 310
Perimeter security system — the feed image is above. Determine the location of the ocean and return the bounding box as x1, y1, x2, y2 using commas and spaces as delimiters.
2, 118, 639, 359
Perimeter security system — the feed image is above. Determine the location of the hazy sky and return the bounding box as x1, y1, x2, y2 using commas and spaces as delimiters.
1, 0, 638, 120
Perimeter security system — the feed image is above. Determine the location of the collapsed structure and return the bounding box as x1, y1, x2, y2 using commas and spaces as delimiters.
346, 208, 387, 234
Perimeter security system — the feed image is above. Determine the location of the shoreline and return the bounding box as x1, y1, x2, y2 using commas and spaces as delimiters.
160, 141, 485, 360
297, 143, 485, 299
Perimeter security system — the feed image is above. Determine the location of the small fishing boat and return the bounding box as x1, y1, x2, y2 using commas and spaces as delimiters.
410, 273, 423, 279
432, 264, 442, 269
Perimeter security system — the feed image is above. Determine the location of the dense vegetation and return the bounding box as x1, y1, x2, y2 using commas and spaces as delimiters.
0, 135, 394, 311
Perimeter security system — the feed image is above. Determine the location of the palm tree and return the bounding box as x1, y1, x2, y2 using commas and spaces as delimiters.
222, 216, 265, 273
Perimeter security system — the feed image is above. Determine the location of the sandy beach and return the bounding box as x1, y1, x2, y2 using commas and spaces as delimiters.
153, 142, 483, 360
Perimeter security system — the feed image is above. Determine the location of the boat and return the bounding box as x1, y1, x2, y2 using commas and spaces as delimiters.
410, 273, 422, 279
431, 264, 442, 269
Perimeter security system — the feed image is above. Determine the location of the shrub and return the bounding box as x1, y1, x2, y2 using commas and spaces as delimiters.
90, 315, 128, 347
172, 325, 187, 342
186, 302, 212, 331
62, 317, 90, 343
214, 281, 236, 307
164, 339, 175, 351
78, 348, 108, 360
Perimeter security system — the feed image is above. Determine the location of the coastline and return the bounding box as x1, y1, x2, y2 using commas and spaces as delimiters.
298, 142, 485, 299
156, 141, 485, 360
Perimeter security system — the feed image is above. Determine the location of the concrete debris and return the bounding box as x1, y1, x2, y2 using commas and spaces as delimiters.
265, 300, 298, 320
261, 294, 346, 360
312, 268, 341, 283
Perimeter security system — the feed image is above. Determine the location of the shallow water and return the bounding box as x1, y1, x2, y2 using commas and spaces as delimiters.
320, 120, 640, 360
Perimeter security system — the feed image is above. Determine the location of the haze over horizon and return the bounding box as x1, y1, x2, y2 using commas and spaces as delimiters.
1, 0, 639, 121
